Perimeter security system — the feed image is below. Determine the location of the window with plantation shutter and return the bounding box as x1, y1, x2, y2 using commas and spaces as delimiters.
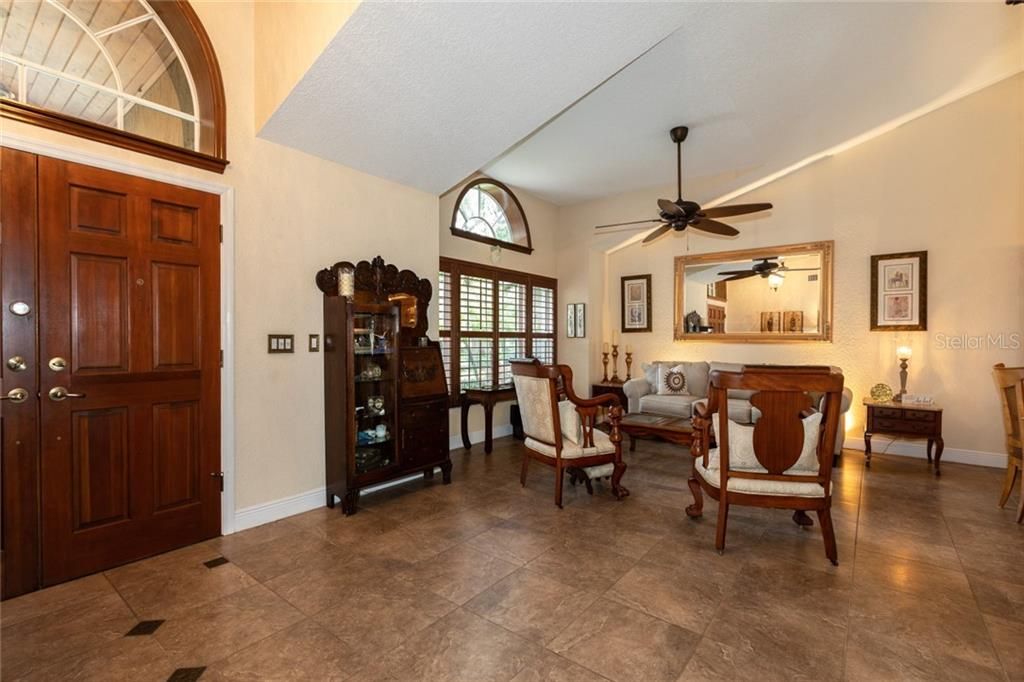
439, 257, 556, 405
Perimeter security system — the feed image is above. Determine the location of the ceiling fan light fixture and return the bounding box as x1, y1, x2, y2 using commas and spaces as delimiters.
768, 273, 784, 291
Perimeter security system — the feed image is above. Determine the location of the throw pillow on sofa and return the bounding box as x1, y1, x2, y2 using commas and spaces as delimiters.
657, 364, 689, 396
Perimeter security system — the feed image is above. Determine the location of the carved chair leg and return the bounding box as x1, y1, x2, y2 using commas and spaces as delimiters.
611, 461, 629, 500
817, 507, 839, 566
555, 463, 564, 509
584, 475, 594, 496
520, 452, 530, 488
792, 510, 814, 528
686, 473, 703, 519
998, 461, 1019, 509
715, 500, 729, 554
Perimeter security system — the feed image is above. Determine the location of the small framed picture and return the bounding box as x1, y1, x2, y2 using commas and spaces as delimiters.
574, 303, 586, 338
566, 303, 576, 338
871, 251, 927, 331
760, 311, 781, 333
621, 274, 652, 333
782, 310, 804, 333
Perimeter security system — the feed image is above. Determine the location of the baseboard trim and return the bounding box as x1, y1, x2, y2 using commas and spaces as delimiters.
449, 424, 514, 451
233, 486, 326, 532
842, 437, 1006, 469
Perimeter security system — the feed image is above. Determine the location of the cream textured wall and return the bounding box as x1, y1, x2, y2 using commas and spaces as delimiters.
1, 1, 438, 510
438, 178, 560, 440
253, 1, 360, 131
557, 74, 1024, 460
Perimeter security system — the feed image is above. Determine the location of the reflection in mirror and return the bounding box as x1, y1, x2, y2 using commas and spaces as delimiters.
674, 241, 833, 342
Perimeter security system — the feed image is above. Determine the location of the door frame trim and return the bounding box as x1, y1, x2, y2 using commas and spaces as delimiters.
2, 131, 238, 535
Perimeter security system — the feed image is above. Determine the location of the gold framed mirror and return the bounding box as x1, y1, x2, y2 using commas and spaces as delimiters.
674, 240, 834, 342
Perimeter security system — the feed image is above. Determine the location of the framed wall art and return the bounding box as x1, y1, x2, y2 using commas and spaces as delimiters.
574, 303, 586, 338
871, 251, 927, 331
566, 303, 577, 338
621, 274, 652, 333
759, 311, 781, 333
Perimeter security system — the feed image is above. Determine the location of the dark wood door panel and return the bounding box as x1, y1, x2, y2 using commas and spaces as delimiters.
1, 148, 41, 599
37, 156, 220, 587
151, 262, 201, 370
152, 200, 200, 246
70, 253, 130, 374
69, 184, 128, 238
152, 400, 202, 511
71, 406, 130, 531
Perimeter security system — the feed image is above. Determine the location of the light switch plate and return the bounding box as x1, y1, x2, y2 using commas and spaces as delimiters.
268, 334, 294, 353
308, 334, 320, 352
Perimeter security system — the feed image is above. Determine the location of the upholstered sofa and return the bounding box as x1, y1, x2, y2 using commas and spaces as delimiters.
623, 361, 853, 456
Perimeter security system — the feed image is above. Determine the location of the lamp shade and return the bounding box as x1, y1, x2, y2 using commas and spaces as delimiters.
896, 345, 913, 360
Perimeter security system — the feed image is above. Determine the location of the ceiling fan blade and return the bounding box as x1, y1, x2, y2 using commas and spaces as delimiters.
716, 269, 756, 276
595, 218, 662, 229
642, 224, 674, 244
657, 199, 683, 217
723, 271, 758, 282
779, 267, 819, 272
700, 203, 773, 219
690, 219, 740, 237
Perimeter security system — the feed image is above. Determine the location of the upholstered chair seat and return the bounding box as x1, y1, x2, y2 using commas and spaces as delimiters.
511, 359, 629, 507
688, 365, 845, 564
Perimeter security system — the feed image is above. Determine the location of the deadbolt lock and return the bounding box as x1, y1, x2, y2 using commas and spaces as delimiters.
48, 357, 68, 372
7, 356, 27, 372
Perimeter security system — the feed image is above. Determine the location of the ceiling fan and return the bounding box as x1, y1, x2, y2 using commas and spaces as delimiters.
595, 126, 773, 244
716, 257, 818, 282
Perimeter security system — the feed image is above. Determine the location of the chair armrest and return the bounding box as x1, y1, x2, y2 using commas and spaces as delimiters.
623, 378, 651, 413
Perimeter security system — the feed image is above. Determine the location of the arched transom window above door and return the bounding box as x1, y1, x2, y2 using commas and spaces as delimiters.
0, 0, 227, 172
450, 178, 533, 254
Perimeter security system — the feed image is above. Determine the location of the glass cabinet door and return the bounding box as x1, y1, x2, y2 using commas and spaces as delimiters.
352, 311, 398, 476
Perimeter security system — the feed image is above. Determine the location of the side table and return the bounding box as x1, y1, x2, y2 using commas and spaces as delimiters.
863, 398, 944, 476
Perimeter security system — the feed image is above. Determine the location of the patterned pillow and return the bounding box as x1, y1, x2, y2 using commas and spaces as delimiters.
657, 364, 689, 396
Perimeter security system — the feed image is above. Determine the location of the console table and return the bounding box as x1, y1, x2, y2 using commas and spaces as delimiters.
863, 399, 944, 475
460, 385, 516, 454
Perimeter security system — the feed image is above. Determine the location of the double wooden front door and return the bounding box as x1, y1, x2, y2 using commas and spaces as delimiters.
1, 149, 221, 598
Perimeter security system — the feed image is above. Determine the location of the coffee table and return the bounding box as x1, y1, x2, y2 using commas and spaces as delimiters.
617, 413, 693, 451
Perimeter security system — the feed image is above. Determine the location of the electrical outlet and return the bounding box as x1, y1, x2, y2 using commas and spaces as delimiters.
268, 334, 294, 353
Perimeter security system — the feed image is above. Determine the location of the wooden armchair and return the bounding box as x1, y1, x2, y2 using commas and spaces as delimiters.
510, 359, 629, 508
688, 365, 845, 564
992, 363, 1024, 523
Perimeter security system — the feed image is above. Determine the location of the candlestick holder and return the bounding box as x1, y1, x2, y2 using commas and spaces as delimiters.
625, 352, 633, 381
610, 344, 622, 384
601, 352, 610, 383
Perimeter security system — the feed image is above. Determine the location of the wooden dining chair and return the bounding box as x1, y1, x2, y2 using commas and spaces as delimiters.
992, 363, 1024, 523
688, 365, 845, 564
510, 359, 629, 508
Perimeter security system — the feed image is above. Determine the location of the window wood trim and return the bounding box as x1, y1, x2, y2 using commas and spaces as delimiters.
0, 1, 228, 174
440, 257, 556, 406
448, 178, 533, 254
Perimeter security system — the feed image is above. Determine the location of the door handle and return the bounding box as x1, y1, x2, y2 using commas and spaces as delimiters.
48, 387, 86, 402
0, 388, 29, 403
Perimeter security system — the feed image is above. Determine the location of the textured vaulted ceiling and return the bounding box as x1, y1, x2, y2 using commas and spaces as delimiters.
261, 2, 1023, 204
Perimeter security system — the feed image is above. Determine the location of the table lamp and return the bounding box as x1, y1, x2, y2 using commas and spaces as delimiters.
895, 346, 912, 402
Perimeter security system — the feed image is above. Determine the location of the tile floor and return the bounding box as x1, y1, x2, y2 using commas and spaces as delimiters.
2, 437, 1023, 681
